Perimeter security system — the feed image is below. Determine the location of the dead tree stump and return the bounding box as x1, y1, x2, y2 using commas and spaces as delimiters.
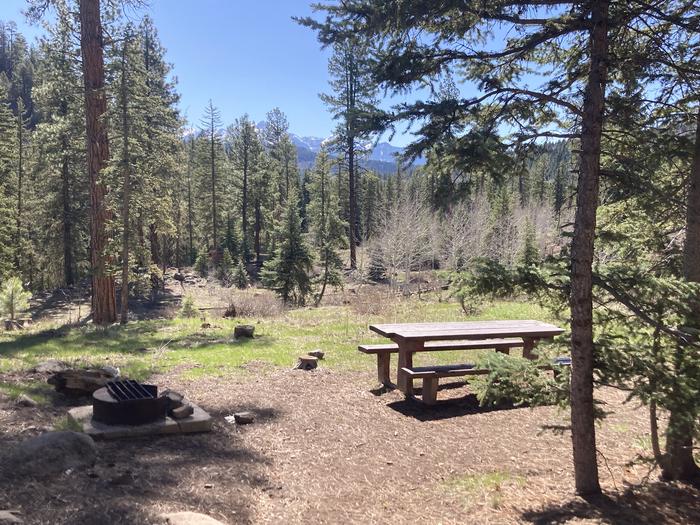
294, 355, 318, 370
308, 350, 325, 359
234, 325, 255, 339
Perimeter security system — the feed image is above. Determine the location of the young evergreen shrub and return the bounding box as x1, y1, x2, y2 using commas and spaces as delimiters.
261, 202, 313, 305
471, 352, 570, 408
519, 219, 539, 267
194, 253, 209, 277
179, 295, 198, 318
233, 260, 249, 289
0, 277, 31, 321
218, 248, 235, 286
367, 247, 387, 282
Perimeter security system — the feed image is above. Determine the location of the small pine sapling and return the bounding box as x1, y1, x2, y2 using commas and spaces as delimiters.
0, 277, 32, 321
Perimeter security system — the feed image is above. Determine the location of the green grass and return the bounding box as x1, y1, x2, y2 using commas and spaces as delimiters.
0, 297, 553, 386
444, 470, 526, 509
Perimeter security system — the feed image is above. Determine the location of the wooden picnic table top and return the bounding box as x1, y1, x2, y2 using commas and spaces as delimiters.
369, 319, 564, 342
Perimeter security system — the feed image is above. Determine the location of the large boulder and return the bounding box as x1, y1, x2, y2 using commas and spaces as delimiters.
158, 512, 226, 525
3, 431, 97, 479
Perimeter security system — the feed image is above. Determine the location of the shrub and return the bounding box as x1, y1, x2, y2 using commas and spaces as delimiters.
470, 352, 570, 408
217, 248, 235, 286
179, 295, 198, 318
226, 290, 283, 318
0, 277, 31, 321
194, 253, 209, 277
233, 260, 249, 289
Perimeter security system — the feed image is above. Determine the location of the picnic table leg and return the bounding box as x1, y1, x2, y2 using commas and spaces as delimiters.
397, 340, 421, 396
377, 353, 391, 386
523, 338, 538, 360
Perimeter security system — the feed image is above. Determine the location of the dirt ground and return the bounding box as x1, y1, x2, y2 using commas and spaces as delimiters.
1, 367, 698, 525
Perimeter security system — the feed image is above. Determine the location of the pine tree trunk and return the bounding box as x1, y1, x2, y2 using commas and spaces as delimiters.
187, 139, 194, 264
210, 122, 218, 251
61, 131, 75, 287
15, 103, 23, 274
254, 198, 261, 261
149, 223, 160, 266
662, 107, 700, 481
79, 0, 116, 325
348, 143, 357, 269
242, 150, 249, 262
569, 0, 608, 497
119, 34, 131, 325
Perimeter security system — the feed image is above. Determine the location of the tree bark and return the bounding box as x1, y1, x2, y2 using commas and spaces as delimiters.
60, 92, 75, 288
16, 104, 23, 274
242, 145, 249, 262
210, 118, 218, 251
119, 33, 131, 325
663, 107, 700, 480
348, 143, 357, 269
568, 0, 608, 497
79, 0, 116, 324
187, 138, 194, 264
254, 198, 261, 261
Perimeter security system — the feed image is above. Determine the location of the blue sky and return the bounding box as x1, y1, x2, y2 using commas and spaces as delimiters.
2, 0, 415, 143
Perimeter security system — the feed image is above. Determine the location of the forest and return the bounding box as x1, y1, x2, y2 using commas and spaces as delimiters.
0, 1, 699, 524
0, 7, 573, 307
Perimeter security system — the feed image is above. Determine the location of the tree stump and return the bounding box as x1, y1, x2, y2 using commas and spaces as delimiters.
308, 350, 325, 359
234, 325, 255, 339
294, 355, 318, 370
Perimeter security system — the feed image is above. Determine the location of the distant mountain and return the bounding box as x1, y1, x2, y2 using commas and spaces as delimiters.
256, 121, 421, 176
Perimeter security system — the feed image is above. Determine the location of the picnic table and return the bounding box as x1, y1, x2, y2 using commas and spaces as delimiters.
360, 320, 565, 404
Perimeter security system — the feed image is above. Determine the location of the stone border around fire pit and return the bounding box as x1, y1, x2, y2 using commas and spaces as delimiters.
67, 403, 213, 439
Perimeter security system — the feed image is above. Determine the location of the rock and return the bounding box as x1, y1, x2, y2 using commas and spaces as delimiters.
158, 512, 226, 525
173, 273, 185, 282
14, 394, 38, 408
200, 322, 211, 329
31, 359, 69, 374
171, 404, 194, 419
162, 389, 185, 409
3, 431, 97, 479
294, 355, 318, 370
233, 412, 254, 424
308, 350, 325, 359
101, 365, 120, 378
0, 510, 23, 524
233, 324, 255, 339
48, 368, 119, 395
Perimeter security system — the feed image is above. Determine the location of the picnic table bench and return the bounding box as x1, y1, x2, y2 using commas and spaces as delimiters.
359, 320, 565, 404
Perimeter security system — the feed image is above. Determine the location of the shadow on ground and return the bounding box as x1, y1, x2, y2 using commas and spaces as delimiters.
386, 385, 526, 422
0, 400, 279, 524
521, 481, 700, 525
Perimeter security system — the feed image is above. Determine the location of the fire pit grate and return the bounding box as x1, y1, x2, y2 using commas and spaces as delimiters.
106, 380, 157, 402
92, 380, 167, 426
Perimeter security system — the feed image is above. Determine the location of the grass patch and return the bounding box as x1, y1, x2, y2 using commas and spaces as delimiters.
53, 415, 83, 432
445, 470, 526, 509
0, 297, 554, 383
0, 380, 53, 405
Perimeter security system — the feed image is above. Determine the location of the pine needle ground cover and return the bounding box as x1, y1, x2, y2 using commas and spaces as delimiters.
1, 296, 699, 523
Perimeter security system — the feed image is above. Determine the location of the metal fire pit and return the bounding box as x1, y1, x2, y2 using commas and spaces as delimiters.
92, 380, 168, 426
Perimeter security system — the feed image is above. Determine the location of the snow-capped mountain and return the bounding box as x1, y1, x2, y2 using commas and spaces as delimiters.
255, 121, 421, 175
